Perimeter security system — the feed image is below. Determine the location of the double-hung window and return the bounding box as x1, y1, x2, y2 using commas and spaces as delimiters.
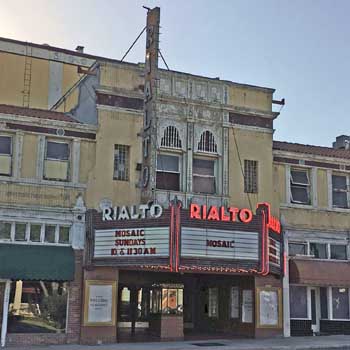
193, 158, 216, 194
290, 168, 311, 205
156, 154, 180, 191
332, 174, 349, 209
44, 140, 70, 181
0, 135, 12, 176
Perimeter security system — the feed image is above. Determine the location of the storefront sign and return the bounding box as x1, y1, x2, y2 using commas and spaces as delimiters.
102, 203, 163, 221
94, 227, 169, 258
181, 227, 259, 260
190, 204, 253, 223
84, 280, 116, 326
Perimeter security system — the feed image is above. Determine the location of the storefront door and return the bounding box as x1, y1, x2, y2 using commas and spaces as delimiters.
310, 287, 320, 333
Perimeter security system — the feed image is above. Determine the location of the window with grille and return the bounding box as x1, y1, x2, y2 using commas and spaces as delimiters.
198, 130, 217, 153
161, 126, 182, 149
332, 174, 349, 208
193, 158, 216, 194
290, 168, 311, 204
156, 154, 180, 191
114, 145, 130, 181
244, 160, 258, 193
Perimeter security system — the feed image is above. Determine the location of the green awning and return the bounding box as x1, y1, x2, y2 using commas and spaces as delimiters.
0, 244, 75, 281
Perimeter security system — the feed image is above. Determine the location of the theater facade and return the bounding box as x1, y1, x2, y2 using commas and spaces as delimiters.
80, 200, 283, 343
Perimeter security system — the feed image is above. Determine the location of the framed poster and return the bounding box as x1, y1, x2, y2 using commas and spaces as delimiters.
256, 287, 282, 328
84, 280, 117, 326
242, 289, 253, 323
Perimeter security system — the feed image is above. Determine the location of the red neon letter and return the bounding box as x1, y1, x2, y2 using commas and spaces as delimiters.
207, 206, 220, 221
228, 207, 239, 222
220, 206, 230, 222
190, 204, 201, 219
239, 209, 253, 223
202, 205, 207, 220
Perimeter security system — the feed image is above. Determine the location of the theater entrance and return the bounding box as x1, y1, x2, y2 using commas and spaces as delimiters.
116, 270, 256, 342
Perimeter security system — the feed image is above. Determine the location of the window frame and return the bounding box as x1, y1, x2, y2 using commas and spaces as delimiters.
288, 242, 308, 257
332, 173, 350, 209
290, 167, 311, 205
45, 139, 70, 162
192, 154, 217, 195
156, 152, 181, 191
0, 135, 12, 156
113, 144, 130, 182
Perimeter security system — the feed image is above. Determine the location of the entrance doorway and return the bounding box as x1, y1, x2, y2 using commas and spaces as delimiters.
310, 287, 320, 333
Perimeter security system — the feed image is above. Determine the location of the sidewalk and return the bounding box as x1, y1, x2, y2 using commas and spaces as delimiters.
7, 335, 350, 350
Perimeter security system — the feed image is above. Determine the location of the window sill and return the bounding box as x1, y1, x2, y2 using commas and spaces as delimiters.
0, 240, 71, 247
0, 175, 86, 189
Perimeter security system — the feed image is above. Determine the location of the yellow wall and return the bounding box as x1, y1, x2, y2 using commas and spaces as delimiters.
0, 52, 26, 106
228, 128, 278, 216
228, 85, 272, 112
21, 134, 38, 178
100, 63, 143, 91
86, 109, 143, 208
0, 51, 82, 110
317, 168, 328, 209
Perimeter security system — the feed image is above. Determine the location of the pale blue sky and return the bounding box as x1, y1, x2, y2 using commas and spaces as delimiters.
2, 0, 349, 147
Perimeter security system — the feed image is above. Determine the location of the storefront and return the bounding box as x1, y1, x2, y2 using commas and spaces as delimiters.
0, 205, 85, 347
81, 200, 284, 344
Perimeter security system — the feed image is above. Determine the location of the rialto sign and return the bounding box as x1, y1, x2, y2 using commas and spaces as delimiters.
95, 202, 281, 261
102, 203, 163, 221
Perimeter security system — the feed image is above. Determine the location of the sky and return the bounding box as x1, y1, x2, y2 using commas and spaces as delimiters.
1, 0, 349, 147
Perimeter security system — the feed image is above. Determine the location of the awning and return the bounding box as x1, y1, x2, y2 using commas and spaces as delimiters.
289, 258, 350, 286
0, 244, 75, 281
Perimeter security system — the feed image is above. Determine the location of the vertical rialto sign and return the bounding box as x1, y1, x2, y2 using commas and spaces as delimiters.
141, 7, 160, 201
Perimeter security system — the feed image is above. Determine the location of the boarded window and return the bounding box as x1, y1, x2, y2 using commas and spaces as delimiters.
0, 222, 11, 240
332, 288, 349, 319
332, 175, 349, 208
30, 224, 42, 242
330, 244, 347, 260
156, 154, 180, 191
198, 130, 217, 153
114, 145, 130, 181
0, 136, 12, 155
15, 223, 26, 241
290, 286, 307, 318
309, 242, 327, 259
161, 126, 182, 149
46, 141, 69, 160
193, 158, 216, 194
290, 169, 310, 204
244, 160, 258, 193
288, 242, 307, 256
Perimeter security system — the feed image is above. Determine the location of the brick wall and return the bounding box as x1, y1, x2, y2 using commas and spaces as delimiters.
6, 249, 84, 346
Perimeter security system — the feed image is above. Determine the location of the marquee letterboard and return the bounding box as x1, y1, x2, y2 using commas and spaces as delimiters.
94, 227, 169, 258
181, 227, 259, 260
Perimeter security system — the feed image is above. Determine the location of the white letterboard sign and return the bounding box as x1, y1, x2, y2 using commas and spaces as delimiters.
94, 227, 169, 258
181, 227, 259, 260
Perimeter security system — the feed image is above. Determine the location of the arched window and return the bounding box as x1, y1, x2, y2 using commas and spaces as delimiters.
198, 130, 217, 153
161, 126, 182, 149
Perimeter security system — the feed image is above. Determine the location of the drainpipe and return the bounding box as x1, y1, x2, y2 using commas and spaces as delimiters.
282, 228, 291, 337
1, 280, 11, 347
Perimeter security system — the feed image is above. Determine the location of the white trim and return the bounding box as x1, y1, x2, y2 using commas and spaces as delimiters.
36, 135, 45, 179
1, 280, 11, 347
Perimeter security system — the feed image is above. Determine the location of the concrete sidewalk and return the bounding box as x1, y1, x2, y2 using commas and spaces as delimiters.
6, 335, 350, 350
